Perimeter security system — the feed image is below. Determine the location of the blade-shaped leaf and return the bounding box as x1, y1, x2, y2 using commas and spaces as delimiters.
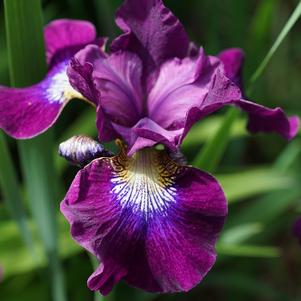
0, 133, 36, 259
4, 0, 66, 300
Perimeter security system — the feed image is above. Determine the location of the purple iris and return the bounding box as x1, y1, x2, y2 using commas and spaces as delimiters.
0, 0, 299, 296
293, 218, 301, 244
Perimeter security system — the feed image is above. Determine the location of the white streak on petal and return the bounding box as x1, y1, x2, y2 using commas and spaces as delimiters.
110, 148, 181, 219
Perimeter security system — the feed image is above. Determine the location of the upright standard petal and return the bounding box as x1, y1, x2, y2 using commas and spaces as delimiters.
61, 145, 227, 294
218, 48, 244, 88
69, 44, 147, 142
111, 0, 190, 77
148, 49, 220, 130
44, 19, 97, 67
0, 19, 99, 139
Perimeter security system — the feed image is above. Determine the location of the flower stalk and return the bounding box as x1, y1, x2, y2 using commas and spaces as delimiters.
4, 1, 66, 301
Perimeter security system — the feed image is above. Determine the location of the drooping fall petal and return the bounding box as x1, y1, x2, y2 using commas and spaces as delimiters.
61, 146, 227, 294
0, 19, 98, 139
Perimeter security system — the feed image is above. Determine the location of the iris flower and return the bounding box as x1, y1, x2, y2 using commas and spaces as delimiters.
0, 0, 299, 296
294, 218, 301, 244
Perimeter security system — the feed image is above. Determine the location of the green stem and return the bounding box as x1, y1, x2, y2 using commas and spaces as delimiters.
0, 132, 36, 258
192, 108, 239, 171
4, 1, 66, 300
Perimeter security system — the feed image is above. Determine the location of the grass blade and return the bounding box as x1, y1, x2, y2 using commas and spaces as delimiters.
217, 167, 296, 203
192, 108, 239, 171
0, 133, 36, 257
217, 244, 280, 258
4, 1, 66, 300
248, 0, 301, 89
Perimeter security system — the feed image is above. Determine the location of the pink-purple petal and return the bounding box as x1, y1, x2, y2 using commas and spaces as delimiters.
111, 0, 190, 77
218, 48, 244, 88
70, 45, 144, 128
0, 62, 70, 139
234, 99, 299, 140
61, 148, 227, 294
93, 50, 144, 125
111, 117, 182, 155
44, 19, 97, 67
148, 49, 221, 129
67, 45, 106, 105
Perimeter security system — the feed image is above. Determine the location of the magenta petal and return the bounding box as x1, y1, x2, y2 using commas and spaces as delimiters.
148, 49, 221, 129
181, 69, 299, 143
111, 0, 190, 76
70, 45, 144, 127
0, 62, 72, 139
67, 45, 106, 105
218, 48, 244, 88
61, 148, 227, 294
235, 99, 299, 140
44, 19, 97, 67
93, 50, 144, 125
111, 117, 182, 155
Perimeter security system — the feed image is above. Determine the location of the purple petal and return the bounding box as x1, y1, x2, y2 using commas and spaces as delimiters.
145, 48, 298, 145
44, 19, 97, 67
235, 99, 299, 140
69, 45, 144, 131
148, 48, 221, 130
0, 19, 102, 139
67, 45, 106, 106
218, 48, 244, 88
93, 50, 144, 125
61, 147, 227, 294
0, 62, 75, 139
293, 218, 301, 243
111, 0, 190, 77
111, 117, 182, 155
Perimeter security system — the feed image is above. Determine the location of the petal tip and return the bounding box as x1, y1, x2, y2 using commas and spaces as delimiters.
287, 115, 300, 140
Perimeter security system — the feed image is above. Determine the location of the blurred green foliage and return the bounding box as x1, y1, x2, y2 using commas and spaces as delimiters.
0, 0, 301, 301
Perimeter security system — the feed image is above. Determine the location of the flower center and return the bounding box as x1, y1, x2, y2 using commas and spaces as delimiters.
110, 147, 181, 218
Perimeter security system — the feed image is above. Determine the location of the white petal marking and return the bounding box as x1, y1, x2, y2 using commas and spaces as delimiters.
110, 148, 181, 218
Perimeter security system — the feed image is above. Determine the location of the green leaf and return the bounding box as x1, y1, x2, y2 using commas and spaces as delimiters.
93, 0, 118, 37
248, 0, 301, 89
226, 188, 301, 228
0, 215, 81, 278
182, 115, 247, 149
0, 133, 36, 259
206, 272, 293, 301
219, 223, 263, 244
192, 108, 239, 172
217, 244, 280, 258
273, 139, 301, 171
4, 1, 67, 300
217, 167, 296, 203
